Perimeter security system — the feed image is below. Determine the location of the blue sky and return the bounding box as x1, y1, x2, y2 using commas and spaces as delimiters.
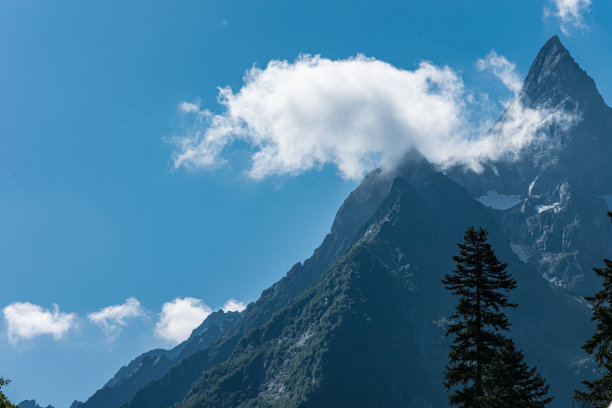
1, 0, 611, 406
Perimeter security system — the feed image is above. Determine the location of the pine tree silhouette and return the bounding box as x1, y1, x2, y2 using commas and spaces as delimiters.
443, 226, 551, 407
574, 212, 612, 408
483, 339, 552, 407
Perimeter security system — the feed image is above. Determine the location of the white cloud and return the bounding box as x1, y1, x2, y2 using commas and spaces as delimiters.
476, 50, 522, 96
170, 53, 575, 179
545, 0, 591, 35
88, 297, 145, 341
455, 100, 575, 171
2, 302, 76, 343
155, 297, 212, 345
179, 101, 201, 113
222, 298, 246, 313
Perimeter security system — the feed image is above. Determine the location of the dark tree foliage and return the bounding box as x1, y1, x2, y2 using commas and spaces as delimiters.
443, 227, 552, 407
483, 339, 553, 408
0, 377, 17, 408
574, 212, 612, 408
442, 227, 517, 408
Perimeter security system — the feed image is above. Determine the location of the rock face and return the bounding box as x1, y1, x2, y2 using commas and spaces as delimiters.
78, 36, 611, 408
447, 35, 612, 295
76, 310, 241, 408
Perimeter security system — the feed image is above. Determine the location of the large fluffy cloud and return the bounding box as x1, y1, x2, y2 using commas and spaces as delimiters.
170, 53, 574, 180
545, 0, 591, 34
3, 302, 77, 343
88, 297, 145, 341
155, 297, 212, 345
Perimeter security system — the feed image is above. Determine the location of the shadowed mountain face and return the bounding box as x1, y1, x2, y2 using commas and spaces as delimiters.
118, 151, 436, 408
447, 35, 612, 295
78, 36, 610, 408
77, 153, 433, 408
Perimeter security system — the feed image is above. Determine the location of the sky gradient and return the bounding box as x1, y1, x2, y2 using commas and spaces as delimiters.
1, 0, 611, 406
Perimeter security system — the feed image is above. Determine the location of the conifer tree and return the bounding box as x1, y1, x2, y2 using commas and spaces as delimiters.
574, 212, 612, 407
483, 339, 552, 408
442, 227, 517, 408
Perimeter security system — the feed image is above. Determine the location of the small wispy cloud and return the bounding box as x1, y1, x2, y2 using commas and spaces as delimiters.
476, 50, 522, 97
179, 101, 201, 114
456, 99, 576, 171
155, 297, 212, 345
88, 297, 145, 342
2, 302, 77, 343
169, 52, 576, 179
222, 298, 246, 313
544, 0, 592, 35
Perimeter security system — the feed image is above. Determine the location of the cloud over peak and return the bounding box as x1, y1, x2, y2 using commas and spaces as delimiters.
170, 53, 574, 180
171, 55, 467, 179
3, 302, 77, 343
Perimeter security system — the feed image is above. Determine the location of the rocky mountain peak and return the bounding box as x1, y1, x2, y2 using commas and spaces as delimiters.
521, 35, 603, 110
525, 35, 570, 83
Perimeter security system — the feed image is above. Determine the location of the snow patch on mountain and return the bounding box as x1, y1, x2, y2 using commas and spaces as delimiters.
536, 202, 562, 213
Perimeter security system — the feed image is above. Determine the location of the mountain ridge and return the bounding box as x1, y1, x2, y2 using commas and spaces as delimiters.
170, 169, 593, 407
116, 152, 436, 408
75, 310, 241, 408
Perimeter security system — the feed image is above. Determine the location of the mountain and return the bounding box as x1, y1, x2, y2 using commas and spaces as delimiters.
75, 310, 241, 408
18, 400, 55, 408
170, 166, 591, 407
114, 152, 434, 408
78, 36, 610, 407
75, 155, 414, 408
447, 35, 612, 296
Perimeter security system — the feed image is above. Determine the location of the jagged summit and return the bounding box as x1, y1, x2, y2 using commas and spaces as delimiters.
526, 35, 569, 82
446, 35, 612, 296
521, 35, 603, 109
519, 36, 612, 194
